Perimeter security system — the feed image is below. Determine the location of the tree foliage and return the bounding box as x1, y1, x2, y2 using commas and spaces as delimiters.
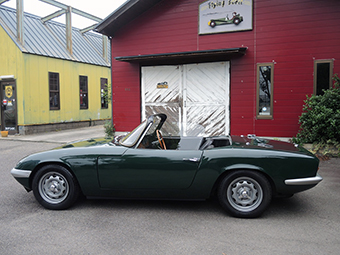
294, 74, 340, 145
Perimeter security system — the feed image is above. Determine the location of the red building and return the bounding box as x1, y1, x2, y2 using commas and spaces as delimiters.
96, 0, 340, 138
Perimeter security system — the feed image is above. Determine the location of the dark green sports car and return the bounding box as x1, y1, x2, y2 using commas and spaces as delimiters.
11, 113, 322, 218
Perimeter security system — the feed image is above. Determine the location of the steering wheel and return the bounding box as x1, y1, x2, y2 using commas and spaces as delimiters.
156, 130, 167, 150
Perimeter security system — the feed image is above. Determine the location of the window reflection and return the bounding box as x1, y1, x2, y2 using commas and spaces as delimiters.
257, 63, 273, 118
49, 72, 60, 110
80, 76, 88, 109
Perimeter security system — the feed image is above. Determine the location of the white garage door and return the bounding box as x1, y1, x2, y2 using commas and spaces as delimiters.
141, 62, 230, 136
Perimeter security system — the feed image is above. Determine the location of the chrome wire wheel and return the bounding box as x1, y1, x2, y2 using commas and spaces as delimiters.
227, 176, 263, 212
38, 171, 69, 204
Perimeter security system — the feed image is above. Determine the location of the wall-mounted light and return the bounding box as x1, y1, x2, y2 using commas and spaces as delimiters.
0, 75, 15, 80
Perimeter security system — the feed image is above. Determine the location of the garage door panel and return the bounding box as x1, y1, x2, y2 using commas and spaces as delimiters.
143, 66, 180, 103
185, 105, 227, 136
185, 62, 228, 103
145, 105, 180, 136
142, 62, 229, 136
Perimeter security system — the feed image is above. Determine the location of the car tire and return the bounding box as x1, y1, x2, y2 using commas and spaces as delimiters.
218, 170, 272, 218
233, 18, 240, 25
32, 164, 80, 210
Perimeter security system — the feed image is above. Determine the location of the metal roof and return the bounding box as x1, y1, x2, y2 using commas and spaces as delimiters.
95, 0, 162, 37
0, 5, 110, 67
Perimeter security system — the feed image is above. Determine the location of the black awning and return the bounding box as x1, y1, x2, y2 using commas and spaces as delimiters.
115, 47, 247, 64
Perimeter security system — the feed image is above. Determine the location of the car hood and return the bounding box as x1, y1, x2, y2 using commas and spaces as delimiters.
54, 137, 115, 149
15, 136, 126, 171
54, 133, 129, 149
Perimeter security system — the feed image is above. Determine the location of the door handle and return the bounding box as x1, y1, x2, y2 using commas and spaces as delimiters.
183, 157, 200, 162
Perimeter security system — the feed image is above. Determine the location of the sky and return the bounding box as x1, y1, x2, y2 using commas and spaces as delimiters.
3, 0, 128, 29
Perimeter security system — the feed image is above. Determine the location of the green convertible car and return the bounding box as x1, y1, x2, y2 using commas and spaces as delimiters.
208, 12, 243, 27
11, 113, 322, 218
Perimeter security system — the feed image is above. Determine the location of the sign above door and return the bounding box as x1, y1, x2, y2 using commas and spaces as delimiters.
199, 0, 253, 35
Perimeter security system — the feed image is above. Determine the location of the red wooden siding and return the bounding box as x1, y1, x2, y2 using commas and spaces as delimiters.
111, 0, 340, 137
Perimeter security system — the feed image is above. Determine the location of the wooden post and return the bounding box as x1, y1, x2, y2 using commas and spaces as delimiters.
16, 0, 24, 45
66, 6, 72, 55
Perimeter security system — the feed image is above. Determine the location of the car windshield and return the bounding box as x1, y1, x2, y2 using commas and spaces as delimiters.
119, 115, 164, 148
146, 115, 162, 135
119, 120, 148, 147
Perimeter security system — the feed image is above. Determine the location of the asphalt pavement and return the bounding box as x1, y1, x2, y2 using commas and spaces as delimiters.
1, 139, 339, 254
1, 127, 340, 254
0, 125, 125, 144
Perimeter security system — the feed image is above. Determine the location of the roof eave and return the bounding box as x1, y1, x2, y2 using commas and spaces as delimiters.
95, 0, 163, 37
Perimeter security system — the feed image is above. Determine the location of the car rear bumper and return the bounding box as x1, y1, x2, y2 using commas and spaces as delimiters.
284, 174, 323, 185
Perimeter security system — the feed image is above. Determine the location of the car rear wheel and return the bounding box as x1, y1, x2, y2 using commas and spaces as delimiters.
32, 164, 80, 210
218, 170, 272, 218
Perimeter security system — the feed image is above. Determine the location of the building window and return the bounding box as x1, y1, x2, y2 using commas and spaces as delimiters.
49, 72, 60, 110
256, 63, 274, 119
314, 60, 333, 95
80, 76, 88, 109
101, 78, 108, 109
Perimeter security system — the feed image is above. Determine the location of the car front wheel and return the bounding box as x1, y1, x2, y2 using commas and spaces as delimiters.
32, 164, 80, 210
209, 21, 216, 27
218, 170, 272, 218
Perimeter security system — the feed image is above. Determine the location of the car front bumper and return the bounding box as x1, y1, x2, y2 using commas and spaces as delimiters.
11, 168, 32, 178
284, 174, 323, 185
11, 168, 32, 191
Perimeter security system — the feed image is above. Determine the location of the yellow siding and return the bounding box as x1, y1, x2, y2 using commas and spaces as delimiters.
0, 27, 24, 123
22, 54, 111, 125
1, 25, 111, 126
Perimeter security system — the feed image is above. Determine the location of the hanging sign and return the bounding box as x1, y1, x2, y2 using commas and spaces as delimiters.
5, 85, 13, 98
157, 81, 169, 89
199, 0, 253, 35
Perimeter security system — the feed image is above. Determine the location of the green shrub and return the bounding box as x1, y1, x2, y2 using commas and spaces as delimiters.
294, 74, 340, 145
102, 83, 114, 137
104, 120, 115, 137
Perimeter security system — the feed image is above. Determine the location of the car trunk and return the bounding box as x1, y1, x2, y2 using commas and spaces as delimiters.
231, 135, 314, 156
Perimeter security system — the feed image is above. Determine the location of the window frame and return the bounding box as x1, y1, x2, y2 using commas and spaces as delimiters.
100, 78, 108, 109
49, 72, 60, 111
79, 75, 88, 110
313, 59, 333, 95
256, 63, 274, 119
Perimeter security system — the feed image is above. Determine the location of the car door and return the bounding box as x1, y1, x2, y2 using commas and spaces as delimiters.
97, 148, 202, 189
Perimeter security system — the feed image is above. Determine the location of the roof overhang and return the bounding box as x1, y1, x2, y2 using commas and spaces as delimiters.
95, 0, 163, 37
114, 47, 248, 65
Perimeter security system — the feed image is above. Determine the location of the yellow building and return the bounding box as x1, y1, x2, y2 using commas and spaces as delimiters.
0, 5, 111, 134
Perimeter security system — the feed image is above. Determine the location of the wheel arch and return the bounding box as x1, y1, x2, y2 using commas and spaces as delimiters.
29, 161, 79, 191
210, 165, 276, 198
